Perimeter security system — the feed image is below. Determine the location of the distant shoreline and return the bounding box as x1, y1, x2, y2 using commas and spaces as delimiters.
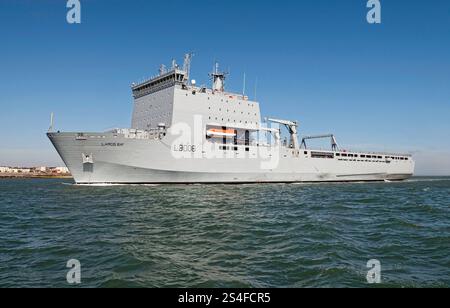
0, 174, 73, 179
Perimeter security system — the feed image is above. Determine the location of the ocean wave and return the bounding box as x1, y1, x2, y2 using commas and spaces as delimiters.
0, 177, 448, 287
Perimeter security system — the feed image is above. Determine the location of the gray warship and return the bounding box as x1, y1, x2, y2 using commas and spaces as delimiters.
48, 54, 414, 184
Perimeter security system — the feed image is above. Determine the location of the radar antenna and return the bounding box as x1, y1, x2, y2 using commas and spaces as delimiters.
209, 61, 228, 92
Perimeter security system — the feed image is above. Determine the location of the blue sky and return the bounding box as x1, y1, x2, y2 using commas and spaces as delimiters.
0, 0, 449, 174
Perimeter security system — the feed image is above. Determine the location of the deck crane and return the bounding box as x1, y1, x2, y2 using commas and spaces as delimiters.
266, 118, 300, 150
300, 134, 340, 151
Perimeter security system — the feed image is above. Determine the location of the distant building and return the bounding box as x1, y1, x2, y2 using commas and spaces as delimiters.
35, 166, 48, 173
51, 167, 70, 174
0, 167, 11, 173
0, 166, 70, 176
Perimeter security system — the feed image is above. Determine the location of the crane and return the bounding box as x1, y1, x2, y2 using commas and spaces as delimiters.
266, 118, 300, 150
300, 134, 340, 151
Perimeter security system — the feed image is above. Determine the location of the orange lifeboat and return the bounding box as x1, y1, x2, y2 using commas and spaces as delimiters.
206, 128, 236, 138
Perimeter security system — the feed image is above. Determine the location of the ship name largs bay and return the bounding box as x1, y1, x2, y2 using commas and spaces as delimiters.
101, 143, 124, 147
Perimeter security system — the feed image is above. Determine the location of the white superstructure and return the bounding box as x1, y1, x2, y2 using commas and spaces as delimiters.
48, 55, 414, 184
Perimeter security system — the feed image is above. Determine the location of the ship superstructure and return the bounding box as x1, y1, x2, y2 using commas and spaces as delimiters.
48, 55, 414, 184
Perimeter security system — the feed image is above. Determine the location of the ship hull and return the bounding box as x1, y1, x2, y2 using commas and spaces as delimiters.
48, 132, 415, 185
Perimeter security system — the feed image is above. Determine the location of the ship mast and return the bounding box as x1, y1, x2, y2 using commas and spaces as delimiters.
209, 62, 227, 92
183, 52, 194, 84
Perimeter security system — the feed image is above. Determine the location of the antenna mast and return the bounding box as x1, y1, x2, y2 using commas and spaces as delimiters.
48, 112, 54, 132
159, 64, 167, 76
183, 52, 194, 84
209, 61, 228, 92
171, 59, 177, 70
